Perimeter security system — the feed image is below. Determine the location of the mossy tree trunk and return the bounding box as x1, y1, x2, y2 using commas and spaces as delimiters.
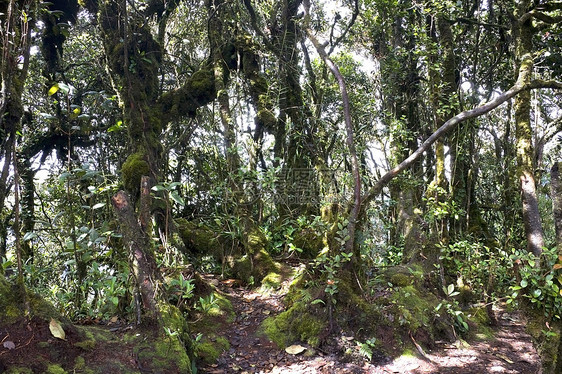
383, 5, 425, 261
0, 0, 34, 270
552, 162, 562, 257
513, 0, 544, 258
98, 0, 217, 324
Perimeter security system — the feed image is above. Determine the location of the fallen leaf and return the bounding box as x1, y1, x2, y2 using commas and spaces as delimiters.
3, 340, 15, 350
49, 318, 66, 340
109, 316, 119, 324
285, 344, 306, 355
496, 353, 514, 364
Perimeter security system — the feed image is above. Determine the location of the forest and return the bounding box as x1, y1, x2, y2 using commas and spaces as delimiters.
0, 0, 561, 373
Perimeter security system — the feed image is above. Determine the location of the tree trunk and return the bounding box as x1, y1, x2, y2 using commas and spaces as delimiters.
111, 181, 161, 323
551, 162, 562, 256
513, 0, 544, 258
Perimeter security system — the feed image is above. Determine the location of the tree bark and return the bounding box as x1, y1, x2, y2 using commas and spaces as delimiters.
551, 162, 562, 256
303, 5, 361, 263
513, 0, 544, 257
111, 184, 161, 323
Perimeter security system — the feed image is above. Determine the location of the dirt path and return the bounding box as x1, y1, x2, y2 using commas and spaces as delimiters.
198, 277, 541, 374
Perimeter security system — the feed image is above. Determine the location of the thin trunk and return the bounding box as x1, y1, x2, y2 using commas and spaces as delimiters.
551, 162, 562, 255
514, 0, 544, 257
303, 5, 361, 263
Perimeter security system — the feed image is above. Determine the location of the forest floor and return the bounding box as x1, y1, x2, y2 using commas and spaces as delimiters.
0, 274, 542, 374
198, 273, 541, 374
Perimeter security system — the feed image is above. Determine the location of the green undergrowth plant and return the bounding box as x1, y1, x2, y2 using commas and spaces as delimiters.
508, 247, 562, 320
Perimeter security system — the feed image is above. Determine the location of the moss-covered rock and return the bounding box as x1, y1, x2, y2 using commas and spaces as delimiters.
262, 272, 282, 289
262, 301, 327, 349
229, 228, 280, 285
176, 218, 219, 256
194, 335, 230, 364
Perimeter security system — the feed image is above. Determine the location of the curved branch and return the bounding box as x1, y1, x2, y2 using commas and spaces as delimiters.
361, 79, 562, 214
328, 0, 359, 55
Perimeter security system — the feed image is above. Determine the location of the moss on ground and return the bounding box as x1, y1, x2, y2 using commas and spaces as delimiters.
195, 335, 230, 364
262, 301, 327, 349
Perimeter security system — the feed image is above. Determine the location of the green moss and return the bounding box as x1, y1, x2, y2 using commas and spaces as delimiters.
466, 307, 494, 340
390, 273, 412, 287
292, 229, 323, 259
262, 302, 326, 349
45, 364, 67, 374
189, 68, 216, 103
121, 151, 150, 194
526, 311, 561, 373
5, 368, 33, 374
176, 218, 218, 256
133, 331, 192, 373
232, 229, 280, 284
390, 285, 438, 330
195, 336, 230, 364
262, 272, 282, 289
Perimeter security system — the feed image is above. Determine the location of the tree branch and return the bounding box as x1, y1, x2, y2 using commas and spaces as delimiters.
361, 78, 562, 214
303, 3, 361, 256
157, 67, 216, 124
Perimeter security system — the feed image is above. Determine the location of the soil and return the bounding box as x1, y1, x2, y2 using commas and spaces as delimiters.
198, 276, 541, 374
0, 278, 541, 374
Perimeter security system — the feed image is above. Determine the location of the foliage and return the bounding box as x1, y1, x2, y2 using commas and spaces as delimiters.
508, 247, 562, 320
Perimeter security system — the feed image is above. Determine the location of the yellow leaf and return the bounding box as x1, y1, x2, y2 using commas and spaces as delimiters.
48, 84, 59, 96
553, 264, 562, 270
49, 318, 66, 340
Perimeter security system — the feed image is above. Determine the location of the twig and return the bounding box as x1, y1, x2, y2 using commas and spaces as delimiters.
409, 331, 435, 364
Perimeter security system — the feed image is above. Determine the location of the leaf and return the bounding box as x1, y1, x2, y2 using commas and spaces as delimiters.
520, 279, 528, 288
285, 345, 306, 355
49, 319, 66, 340
3, 340, 15, 350
553, 264, 562, 270
107, 120, 123, 132
57, 82, 70, 94
91, 202, 106, 210
447, 284, 455, 296
23, 232, 37, 241
48, 84, 59, 96
170, 191, 185, 206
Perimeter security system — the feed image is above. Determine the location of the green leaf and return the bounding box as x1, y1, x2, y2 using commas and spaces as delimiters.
151, 185, 167, 192
91, 202, 106, 210
170, 190, 185, 206
23, 232, 37, 241
520, 279, 528, 288
107, 120, 123, 132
